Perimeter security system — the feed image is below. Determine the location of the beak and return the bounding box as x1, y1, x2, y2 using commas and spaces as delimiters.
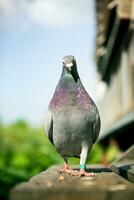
66, 63, 73, 71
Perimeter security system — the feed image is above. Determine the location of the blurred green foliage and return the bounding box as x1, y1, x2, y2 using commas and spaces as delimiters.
0, 120, 62, 199
0, 119, 120, 199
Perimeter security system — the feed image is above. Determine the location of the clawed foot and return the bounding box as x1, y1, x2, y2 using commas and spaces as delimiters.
58, 168, 78, 174
58, 168, 96, 177
71, 169, 96, 177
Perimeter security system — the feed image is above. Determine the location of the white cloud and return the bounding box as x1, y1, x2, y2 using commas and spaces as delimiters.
0, 0, 28, 26
0, 0, 94, 28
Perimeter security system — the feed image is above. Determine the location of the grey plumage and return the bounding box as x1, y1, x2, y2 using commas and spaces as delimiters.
44, 55, 101, 172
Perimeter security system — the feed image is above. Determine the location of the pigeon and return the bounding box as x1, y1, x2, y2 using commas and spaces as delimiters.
44, 55, 101, 176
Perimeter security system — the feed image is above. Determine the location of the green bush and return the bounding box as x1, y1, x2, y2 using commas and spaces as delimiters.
0, 120, 63, 199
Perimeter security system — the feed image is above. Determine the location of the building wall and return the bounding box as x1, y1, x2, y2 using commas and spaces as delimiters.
98, 33, 134, 135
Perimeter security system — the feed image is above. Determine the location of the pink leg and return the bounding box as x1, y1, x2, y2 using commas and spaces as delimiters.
58, 162, 70, 173
58, 162, 78, 174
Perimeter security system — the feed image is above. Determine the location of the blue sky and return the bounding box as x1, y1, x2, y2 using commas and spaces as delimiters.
0, 0, 98, 125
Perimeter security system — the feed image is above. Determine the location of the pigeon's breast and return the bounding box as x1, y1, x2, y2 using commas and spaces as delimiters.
49, 86, 78, 111
76, 86, 94, 111
50, 85, 94, 112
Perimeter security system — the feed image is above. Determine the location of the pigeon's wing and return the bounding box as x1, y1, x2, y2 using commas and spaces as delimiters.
44, 110, 54, 144
90, 112, 101, 144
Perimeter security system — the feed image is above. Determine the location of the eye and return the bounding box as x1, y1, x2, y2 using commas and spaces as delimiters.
62, 61, 66, 65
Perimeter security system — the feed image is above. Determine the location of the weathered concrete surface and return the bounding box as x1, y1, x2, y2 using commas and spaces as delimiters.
10, 165, 134, 200
111, 145, 134, 183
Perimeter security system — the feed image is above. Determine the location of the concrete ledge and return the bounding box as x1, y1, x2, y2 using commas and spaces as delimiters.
111, 145, 134, 183
10, 165, 134, 200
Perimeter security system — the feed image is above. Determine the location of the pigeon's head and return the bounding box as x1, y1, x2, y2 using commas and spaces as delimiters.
62, 55, 76, 72
62, 55, 79, 82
